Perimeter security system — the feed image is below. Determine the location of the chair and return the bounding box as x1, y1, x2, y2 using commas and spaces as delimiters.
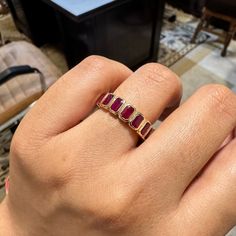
0, 41, 62, 132
191, 0, 236, 56
0, 41, 62, 195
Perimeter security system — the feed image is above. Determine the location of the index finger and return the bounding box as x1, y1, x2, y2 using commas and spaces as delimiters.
16, 56, 132, 140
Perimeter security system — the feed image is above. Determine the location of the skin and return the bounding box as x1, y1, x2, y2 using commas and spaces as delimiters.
0, 56, 236, 236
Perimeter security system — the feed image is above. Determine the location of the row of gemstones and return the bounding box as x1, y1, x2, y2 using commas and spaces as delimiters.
97, 93, 153, 139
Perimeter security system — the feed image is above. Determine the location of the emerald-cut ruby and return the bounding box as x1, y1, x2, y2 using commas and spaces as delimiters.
130, 114, 144, 129
121, 106, 135, 120
97, 94, 105, 105
102, 93, 114, 105
141, 122, 151, 136
111, 97, 123, 112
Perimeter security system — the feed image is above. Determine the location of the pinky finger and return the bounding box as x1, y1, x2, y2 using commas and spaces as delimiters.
178, 139, 236, 235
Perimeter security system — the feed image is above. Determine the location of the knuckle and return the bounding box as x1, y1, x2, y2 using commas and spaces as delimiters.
139, 63, 182, 91
10, 129, 34, 160
10, 133, 25, 158
80, 55, 110, 72
11, 132, 72, 188
229, 164, 236, 181
58, 55, 110, 87
200, 84, 236, 118
86, 187, 132, 229
45, 168, 74, 189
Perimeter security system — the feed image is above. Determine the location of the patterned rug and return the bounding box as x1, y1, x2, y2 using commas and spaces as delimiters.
158, 19, 215, 67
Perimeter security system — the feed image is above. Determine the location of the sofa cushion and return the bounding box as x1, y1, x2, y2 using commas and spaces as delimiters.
0, 41, 62, 125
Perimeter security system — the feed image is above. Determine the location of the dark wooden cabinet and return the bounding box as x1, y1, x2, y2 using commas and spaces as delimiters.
52, 0, 165, 68
7, 0, 165, 69
166, 0, 205, 17
6, 0, 59, 46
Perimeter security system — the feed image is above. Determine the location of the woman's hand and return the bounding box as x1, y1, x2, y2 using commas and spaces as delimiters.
1, 56, 236, 236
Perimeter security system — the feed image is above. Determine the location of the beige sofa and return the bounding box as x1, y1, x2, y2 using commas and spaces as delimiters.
0, 41, 62, 127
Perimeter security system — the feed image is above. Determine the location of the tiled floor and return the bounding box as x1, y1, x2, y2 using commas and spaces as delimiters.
171, 40, 236, 101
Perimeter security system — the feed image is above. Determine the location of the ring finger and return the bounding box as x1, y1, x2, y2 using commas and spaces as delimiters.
69, 63, 182, 154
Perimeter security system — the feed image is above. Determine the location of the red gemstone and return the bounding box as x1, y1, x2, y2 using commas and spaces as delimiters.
130, 114, 144, 129
111, 98, 123, 112
97, 94, 105, 105
145, 128, 154, 139
121, 106, 135, 120
102, 93, 114, 105
141, 122, 151, 136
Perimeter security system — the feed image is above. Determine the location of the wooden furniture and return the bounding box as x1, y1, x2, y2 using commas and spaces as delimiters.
167, 0, 206, 17
43, 0, 165, 68
191, 0, 236, 57
6, 0, 59, 46
0, 0, 9, 15
7, 0, 165, 69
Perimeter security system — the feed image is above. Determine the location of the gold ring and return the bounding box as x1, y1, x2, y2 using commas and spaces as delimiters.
97, 93, 154, 140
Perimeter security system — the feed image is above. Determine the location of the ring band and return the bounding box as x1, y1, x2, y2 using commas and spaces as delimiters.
97, 93, 154, 140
